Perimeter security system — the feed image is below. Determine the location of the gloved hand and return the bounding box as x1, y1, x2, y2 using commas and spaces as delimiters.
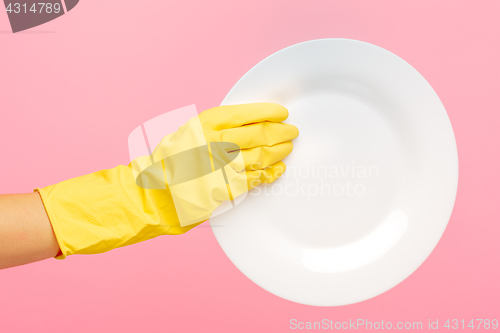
36, 103, 299, 259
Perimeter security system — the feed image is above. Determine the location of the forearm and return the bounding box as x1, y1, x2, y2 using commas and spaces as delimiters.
0, 193, 60, 269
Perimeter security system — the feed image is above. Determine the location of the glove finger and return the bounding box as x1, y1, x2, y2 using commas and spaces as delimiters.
220, 122, 299, 149
199, 103, 289, 131
246, 161, 286, 190
231, 142, 293, 170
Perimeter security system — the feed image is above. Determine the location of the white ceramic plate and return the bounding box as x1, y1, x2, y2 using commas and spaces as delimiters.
211, 39, 458, 306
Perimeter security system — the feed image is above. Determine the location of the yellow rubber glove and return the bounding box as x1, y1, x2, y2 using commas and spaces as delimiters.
36, 103, 299, 259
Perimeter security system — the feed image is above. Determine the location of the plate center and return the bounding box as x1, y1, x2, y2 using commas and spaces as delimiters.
262, 90, 403, 248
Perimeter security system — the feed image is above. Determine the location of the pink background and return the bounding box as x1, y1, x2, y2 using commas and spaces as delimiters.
1, 1, 499, 332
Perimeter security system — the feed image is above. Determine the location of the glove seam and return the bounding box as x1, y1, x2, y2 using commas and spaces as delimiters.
34, 187, 68, 260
